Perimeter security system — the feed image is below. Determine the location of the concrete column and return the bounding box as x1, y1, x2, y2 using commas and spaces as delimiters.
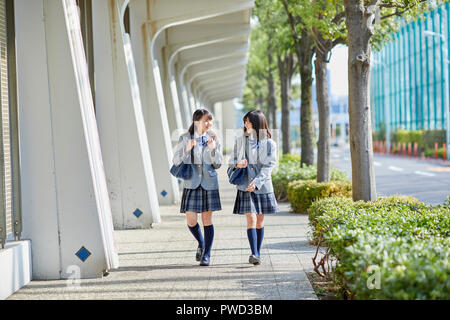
15, 0, 118, 279
189, 89, 197, 114
213, 102, 224, 142
92, 0, 160, 229
175, 63, 191, 128
222, 99, 239, 150
162, 52, 184, 137
129, 1, 180, 205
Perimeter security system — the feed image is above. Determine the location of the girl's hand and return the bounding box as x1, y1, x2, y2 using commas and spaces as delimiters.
207, 139, 216, 150
236, 159, 247, 168
185, 139, 196, 153
246, 183, 256, 192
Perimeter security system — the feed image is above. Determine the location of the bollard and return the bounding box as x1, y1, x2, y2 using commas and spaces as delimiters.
414, 142, 418, 158
408, 142, 412, 157
398, 142, 401, 156
402, 142, 406, 157
443, 143, 447, 162
435, 142, 438, 161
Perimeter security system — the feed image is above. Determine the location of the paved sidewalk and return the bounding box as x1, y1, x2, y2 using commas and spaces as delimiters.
8, 165, 317, 300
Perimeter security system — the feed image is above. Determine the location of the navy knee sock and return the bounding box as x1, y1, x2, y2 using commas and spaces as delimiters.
203, 225, 214, 258
256, 227, 264, 257
188, 223, 205, 249
247, 228, 258, 256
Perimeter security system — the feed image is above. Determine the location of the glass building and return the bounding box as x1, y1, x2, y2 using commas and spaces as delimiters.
371, 3, 450, 133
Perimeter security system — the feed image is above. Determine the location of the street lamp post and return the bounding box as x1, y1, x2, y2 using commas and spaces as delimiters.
424, 25, 450, 160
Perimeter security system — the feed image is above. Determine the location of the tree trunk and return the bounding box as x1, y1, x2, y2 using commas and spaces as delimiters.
257, 93, 264, 111
315, 51, 331, 182
344, 0, 377, 201
278, 53, 293, 154
267, 45, 277, 130
299, 29, 315, 167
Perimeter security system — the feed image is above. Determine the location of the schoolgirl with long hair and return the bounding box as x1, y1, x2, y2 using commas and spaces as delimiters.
229, 109, 278, 265
172, 109, 223, 266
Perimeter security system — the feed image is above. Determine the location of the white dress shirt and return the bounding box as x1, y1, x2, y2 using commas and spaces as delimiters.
193, 130, 210, 161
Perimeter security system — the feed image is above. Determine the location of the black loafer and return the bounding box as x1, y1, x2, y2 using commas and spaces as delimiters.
200, 255, 210, 266
196, 247, 205, 262
249, 255, 260, 265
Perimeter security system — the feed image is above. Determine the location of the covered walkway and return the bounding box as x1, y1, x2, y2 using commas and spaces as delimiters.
8, 167, 317, 300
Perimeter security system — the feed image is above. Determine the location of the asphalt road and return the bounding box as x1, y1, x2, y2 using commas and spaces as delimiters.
328, 144, 450, 205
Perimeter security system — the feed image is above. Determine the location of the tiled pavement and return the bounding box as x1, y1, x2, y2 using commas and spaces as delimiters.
8, 165, 317, 300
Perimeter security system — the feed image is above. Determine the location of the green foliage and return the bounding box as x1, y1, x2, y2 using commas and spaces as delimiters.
283, 0, 347, 45
388, 129, 425, 149
308, 195, 450, 299
445, 196, 450, 206
241, 0, 297, 112
287, 180, 352, 213
422, 129, 447, 149
373, 129, 446, 156
279, 153, 301, 164
283, 0, 443, 54
271, 155, 349, 201
241, 24, 270, 113
373, 123, 387, 141
370, 1, 447, 50
424, 147, 445, 159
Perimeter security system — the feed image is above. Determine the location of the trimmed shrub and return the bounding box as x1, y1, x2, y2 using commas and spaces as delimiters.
308, 195, 450, 299
425, 147, 445, 159
374, 129, 446, 155
372, 123, 386, 141
286, 180, 352, 213
272, 157, 348, 201
279, 153, 301, 164
423, 129, 446, 150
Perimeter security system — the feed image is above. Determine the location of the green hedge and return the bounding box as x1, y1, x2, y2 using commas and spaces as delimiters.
286, 180, 352, 213
272, 155, 348, 201
422, 129, 446, 149
424, 147, 445, 159
391, 129, 424, 148
308, 195, 450, 299
373, 129, 446, 152
279, 153, 301, 164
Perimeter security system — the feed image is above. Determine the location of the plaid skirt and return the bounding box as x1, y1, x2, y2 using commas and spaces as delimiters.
180, 186, 222, 213
233, 190, 278, 215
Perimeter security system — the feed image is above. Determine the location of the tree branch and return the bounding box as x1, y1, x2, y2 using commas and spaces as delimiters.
378, 0, 428, 9
380, 1, 428, 21
332, 11, 346, 25
332, 37, 346, 48
282, 0, 303, 56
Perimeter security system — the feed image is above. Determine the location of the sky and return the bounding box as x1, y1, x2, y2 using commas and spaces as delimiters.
289, 45, 348, 98
328, 45, 349, 98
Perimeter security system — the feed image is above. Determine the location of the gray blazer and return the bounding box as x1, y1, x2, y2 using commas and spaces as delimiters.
172, 132, 223, 190
228, 134, 278, 194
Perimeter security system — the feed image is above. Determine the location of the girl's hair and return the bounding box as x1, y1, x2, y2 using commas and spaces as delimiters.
188, 109, 217, 140
243, 109, 272, 140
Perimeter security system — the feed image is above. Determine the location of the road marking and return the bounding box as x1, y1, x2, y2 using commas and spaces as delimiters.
414, 170, 436, 177
374, 161, 382, 166
426, 166, 450, 172
388, 166, 404, 172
